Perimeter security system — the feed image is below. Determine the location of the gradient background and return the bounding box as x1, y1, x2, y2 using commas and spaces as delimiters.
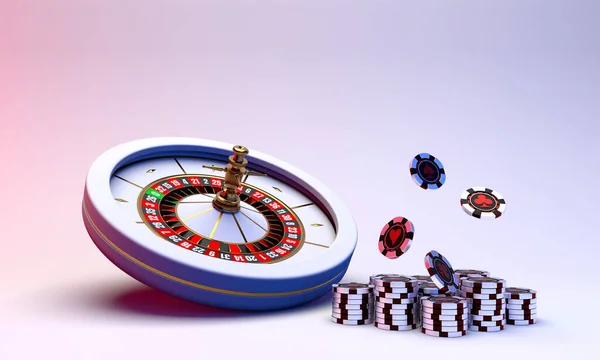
1, 0, 598, 358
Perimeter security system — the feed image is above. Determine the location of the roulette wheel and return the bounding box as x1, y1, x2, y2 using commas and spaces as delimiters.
82, 137, 357, 311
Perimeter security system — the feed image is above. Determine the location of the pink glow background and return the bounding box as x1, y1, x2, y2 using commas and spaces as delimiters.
1, 1, 598, 358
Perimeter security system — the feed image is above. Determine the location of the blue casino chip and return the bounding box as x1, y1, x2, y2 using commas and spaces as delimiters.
409, 153, 446, 190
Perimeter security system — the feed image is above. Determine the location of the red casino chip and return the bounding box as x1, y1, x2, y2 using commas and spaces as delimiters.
378, 217, 415, 259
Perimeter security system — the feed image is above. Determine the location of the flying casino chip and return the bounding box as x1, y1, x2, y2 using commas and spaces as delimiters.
378, 217, 415, 259
82, 138, 358, 311
460, 187, 506, 219
409, 153, 446, 190
424, 250, 460, 294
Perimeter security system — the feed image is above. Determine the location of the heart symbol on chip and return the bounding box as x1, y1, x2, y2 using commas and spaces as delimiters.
378, 217, 414, 260
389, 228, 401, 246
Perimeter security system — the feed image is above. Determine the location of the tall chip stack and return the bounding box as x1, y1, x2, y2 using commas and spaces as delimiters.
331, 282, 374, 325
411, 275, 432, 324
418, 282, 444, 297
370, 273, 400, 286
417, 281, 444, 326
458, 277, 507, 332
372, 275, 419, 331
420, 295, 468, 337
454, 269, 490, 287
504, 287, 537, 325
411, 275, 432, 285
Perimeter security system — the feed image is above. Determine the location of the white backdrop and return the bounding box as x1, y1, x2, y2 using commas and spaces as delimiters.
1, 1, 598, 358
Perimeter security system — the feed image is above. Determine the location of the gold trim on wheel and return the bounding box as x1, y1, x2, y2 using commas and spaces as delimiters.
83, 202, 343, 297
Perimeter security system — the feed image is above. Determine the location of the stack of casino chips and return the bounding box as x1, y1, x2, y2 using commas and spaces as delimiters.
411, 275, 432, 285
505, 287, 537, 326
416, 281, 442, 325
331, 282, 374, 325
454, 269, 489, 287
372, 275, 419, 331
458, 276, 507, 332
420, 295, 469, 338
411, 276, 434, 304
370, 273, 400, 285
418, 282, 444, 297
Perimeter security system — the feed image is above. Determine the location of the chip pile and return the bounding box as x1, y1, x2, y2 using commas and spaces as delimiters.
505, 287, 537, 325
458, 277, 507, 332
372, 275, 419, 331
454, 269, 489, 287
331, 282, 374, 325
332, 274, 539, 335
420, 295, 469, 337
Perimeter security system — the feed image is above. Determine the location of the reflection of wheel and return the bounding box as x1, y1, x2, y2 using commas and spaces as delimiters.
82, 138, 358, 310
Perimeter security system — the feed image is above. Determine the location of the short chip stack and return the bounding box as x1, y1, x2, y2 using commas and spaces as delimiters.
370, 273, 399, 285
418, 281, 444, 297
420, 295, 469, 337
416, 281, 442, 325
411, 275, 432, 285
372, 275, 419, 331
331, 282, 374, 325
454, 269, 489, 287
458, 277, 507, 332
505, 287, 537, 325
412, 276, 434, 316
